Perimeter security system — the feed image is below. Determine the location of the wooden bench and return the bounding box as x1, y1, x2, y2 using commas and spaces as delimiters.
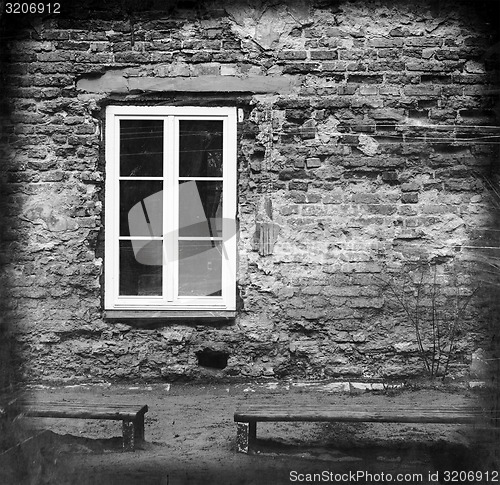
21, 401, 148, 451
234, 404, 485, 453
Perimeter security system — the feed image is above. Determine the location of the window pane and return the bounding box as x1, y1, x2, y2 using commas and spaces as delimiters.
120, 181, 163, 237
179, 120, 223, 177
120, 120, 163, 177
179, 181, 222, 237
178, 240, 222, 296
119, 240, 163, 296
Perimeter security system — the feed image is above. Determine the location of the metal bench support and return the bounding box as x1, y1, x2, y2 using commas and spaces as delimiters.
236, 421, 256, 453
122, 414, 145, 451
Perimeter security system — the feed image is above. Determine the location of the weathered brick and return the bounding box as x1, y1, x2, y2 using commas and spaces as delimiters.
320, 61, 350, 72
56, 41, 91, 51
70, 31, 107, 41
359, 85, 378, 95
182, 39, 221, 50
339, 49, 377, 61
351, 193, 380, 204
389, 27, 408, 37
365, 204, 398, 215
351, 97, 383, 108
289, 181, 309, 191
367, 38, 404, 48
382, 171, 399, 182
150, 52, 175, 63
379, 86, 400, 96
407, 60, 464, 72
405, 37, 442, 48
30, 74, 74, 86
435, 49, 460, 61
37, 51, 75, 62
42, 30, 71, 41
278, 50, 307, 60
401, 192, 419, 204
114, 52, 150, 63
337, 85, 357, 95
279, 168, 305, 181
282, 62, 320, 74
368, 61, 406, 72
151, 40, 182, 51
323, 192, 343, 204
377, 48, 401, 59
306, 157, 321, 168
404, 85, 441, 96
401, 182, 420, 192
310, 50, 338, 60
29, 62, 75, 74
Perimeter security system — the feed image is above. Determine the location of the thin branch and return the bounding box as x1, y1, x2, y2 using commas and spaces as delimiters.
414, 268, 430, 373
376, 273, 430, 373
441, 286, 480, 381
430, 266, 438, 377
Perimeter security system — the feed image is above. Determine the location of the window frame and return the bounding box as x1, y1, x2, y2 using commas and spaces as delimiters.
104, 106, 237, 315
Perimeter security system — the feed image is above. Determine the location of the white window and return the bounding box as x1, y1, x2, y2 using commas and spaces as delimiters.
104, 106, 237, 316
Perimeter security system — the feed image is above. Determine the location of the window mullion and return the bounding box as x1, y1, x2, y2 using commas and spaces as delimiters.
164, 116, 175, 303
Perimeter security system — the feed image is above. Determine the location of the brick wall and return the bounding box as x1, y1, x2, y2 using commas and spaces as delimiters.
1, 0, 499, 383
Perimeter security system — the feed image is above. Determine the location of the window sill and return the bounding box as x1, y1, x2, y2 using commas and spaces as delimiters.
104, 310, 237, 320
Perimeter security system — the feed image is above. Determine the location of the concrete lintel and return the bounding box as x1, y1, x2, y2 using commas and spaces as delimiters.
77, 71, 296, 94
77, 70, 129, 93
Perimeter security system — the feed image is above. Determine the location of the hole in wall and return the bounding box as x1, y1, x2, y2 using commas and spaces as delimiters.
196, 349, 229, 370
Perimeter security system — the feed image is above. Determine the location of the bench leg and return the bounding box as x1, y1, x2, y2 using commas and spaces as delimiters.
122, 420, 135, 451
122, 415, 145, 451
236, 421, 256, 453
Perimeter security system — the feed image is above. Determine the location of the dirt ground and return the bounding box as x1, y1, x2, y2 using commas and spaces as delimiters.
2, 381, 498, 485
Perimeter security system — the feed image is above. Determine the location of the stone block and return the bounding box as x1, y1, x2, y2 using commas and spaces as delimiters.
404, 85, 440, 96
404, 37, 442, 48
278, 50, 307, 60
306, 157, 321, 168
310, 50, 338, 60
56, 40, 90, 51
401, 182, 420, 192
401, 192, 419, 204
382, 171, 399, 182
351, 193, 380, 204
282, 63, 320, 74
289, 181, 309, 191
359, 85, 378, 96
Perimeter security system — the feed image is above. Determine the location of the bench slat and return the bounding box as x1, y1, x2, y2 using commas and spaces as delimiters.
21, 402, 148, 421
234, 405, 484, 424
21, 401, 147, 409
